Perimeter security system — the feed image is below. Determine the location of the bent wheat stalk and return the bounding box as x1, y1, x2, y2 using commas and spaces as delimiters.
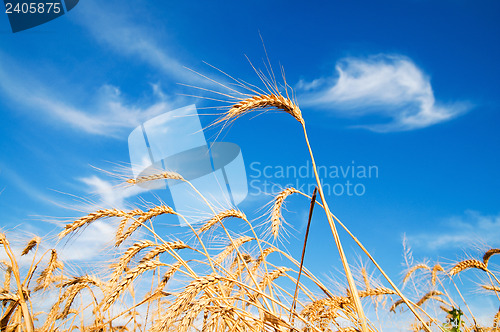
298, 190, 431, 331
290, 187, 317, 328
223, 92, 369, 332
300, 118, 369, 331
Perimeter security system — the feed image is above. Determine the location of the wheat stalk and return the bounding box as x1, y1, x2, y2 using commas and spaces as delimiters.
222, 89, 370, 330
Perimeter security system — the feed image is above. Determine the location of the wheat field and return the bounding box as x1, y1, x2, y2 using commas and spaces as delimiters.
1, 73, 499, 331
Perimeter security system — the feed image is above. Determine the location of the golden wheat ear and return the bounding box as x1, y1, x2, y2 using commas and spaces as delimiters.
219, 93, 304, 125
449, 259, 487, 276
483, 248, 500, 266
403, 263, 431, 286
270, 187, 299, 241
21, 236, 41, 256
126, 171, 184, 185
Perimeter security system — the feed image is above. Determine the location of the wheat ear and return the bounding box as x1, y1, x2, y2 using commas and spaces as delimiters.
416, 290, 444, 306
431, 264, 444, 287
153, 275, 221, 331
259, 267, 291, 289
252, 247, 278, 273
358, 287, 396, 298
139, 241, 191, 264
109, 240, 156, 284
390, 299, 404, 313
216, 236, 254, 263
157, 262, 183, 290
115, 208, 143, 243
271, 187, 299, 240
3, 265, 12, 291
221, 94, 304, 125
0, 233, 34, 332
126, 171, 184, 185
59, 209, 131, 239
403, 263, 430, 286
116, 205, 175, 246
102, 260, 166, 311
21, 236, 41, 256
482, 285, 500, 292
483, 248, 500, 266
449, 259, 487, 276
35, 249, 63, 291
198, 209, 247, 234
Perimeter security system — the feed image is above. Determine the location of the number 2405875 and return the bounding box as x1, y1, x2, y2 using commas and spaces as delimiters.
5, 2, 62, 14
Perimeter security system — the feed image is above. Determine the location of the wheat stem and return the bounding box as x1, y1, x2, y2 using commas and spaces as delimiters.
300, 123, 369, 332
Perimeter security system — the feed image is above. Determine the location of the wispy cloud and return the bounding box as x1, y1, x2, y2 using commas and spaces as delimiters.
75, 0, 200, 83
298, 54, 471, 132
0, 54, 181, 137
79, 175, 147, 209
407, 210, 500, 251
0, 163, 56, 206
52, 176, 149, 261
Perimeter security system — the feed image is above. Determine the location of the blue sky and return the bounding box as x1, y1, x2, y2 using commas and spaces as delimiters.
0, 0, 499, 322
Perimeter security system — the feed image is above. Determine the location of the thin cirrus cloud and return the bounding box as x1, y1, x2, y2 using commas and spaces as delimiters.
75, 0, 201, 84
407, 210, 500, 251
0, 54, 179, 137
298, 54, 472, 132
79, 175, 148, 210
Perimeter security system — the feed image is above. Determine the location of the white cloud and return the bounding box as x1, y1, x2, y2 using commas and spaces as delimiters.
52, 176, 149, 261
0, 55, 181, 137
407, 210, 500, 251
79, 175, 147, 209
57, 219, 117, 261
298, 54, 471, 132
75, 0, 200, 83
